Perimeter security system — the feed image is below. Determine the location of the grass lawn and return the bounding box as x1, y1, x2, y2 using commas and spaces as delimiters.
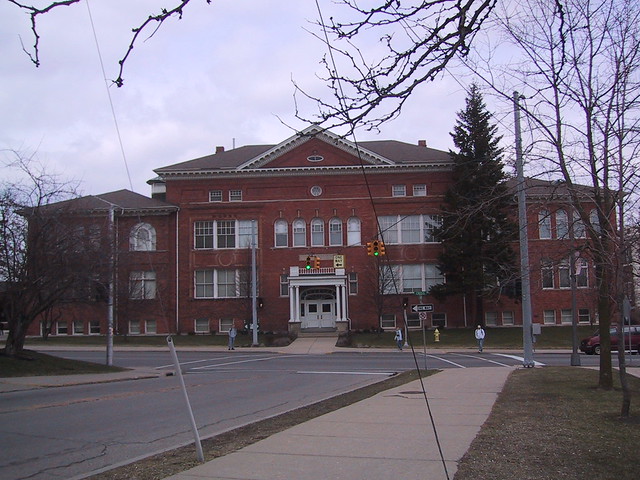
0, 350, 126, 377
455, 367, 640, 480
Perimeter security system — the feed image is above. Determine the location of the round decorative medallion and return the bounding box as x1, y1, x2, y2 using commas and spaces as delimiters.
310, 185, 323, 197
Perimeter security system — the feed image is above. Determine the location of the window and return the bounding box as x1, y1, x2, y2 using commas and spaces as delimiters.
280, 274, 289, 296
293, 219, 306, 247
311, 218, 324, 246
347, 217, 361, 246
556, 209, 568, 239
589, 209, 600, 235
130, 271, 156, 300
406, 313, 421, 328
558, 261, 571, 288
573, 214, 586, 238
329, 218, 342, 246
413, 184, 427, 196
543, 310, 556, 324
274, 220, 288, 247
561, 309, 573, 324
432, 313, 446, 328
195, 318, 210, 333
578, 309, 590, 323
146, 319, 157, 334
382, 264, 444, 294
229, 189, 242, 201
381, 313, 396, 329
89, 320, 100, 334
130, 223, 156, 251
129, 320, 140, 335
195, 270, 215, 298
392, 185, 406, 197
400, 215, 421, 244
73, 321, 84, 335
219, 317, 234, 333
348, 272, 358, 295
217, 220, 236, 248
380, 264, 401, 294
485, 312, 498, 326
238, 220, 256, 248
57, 321, 68, 335
541, 259, 554, 289
425, 264, 444, 290
502, 311, 514, 325
424, 215, 442, 243
576, 258, 588, 287
195, 221, 214, 249
538, 210, 552, 239
402, 264, 422, 293
209, 190, 222, 202
378, 216, 398, 244
217, 270, 237, 297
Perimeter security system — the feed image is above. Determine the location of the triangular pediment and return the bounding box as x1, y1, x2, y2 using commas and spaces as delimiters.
237, 126, 395, 170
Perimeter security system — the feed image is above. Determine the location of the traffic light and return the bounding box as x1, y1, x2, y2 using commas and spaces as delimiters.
305, 256, 312, 269
379, 240, 386, 256
314, 256, 321, 269
372, 240, 381, 256
366, 241, 373, 256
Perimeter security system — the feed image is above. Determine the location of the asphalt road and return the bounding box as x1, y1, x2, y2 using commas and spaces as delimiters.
0, 349, 616, 480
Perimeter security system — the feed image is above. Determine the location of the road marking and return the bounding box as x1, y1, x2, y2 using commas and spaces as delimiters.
423, 355, 467, 368
297, 370, 396, 376
494, 353, 546, 366
157, 354, 269, 370
451, 353, 513, 367
191, 355, 282, 370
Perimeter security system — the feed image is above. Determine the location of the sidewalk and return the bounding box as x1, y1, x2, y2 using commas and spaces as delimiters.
163, 366, 513, 480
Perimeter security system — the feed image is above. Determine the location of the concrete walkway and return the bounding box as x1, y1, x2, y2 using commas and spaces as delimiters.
164, 367, 512, 480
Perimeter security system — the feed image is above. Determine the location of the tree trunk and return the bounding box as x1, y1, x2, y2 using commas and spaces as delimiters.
3, 317, 27, 357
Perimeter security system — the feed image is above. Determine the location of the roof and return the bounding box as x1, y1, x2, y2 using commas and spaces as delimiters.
505, 177, 596, 200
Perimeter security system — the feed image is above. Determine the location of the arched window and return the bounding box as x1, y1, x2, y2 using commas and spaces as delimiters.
130, 223, 156, 251
292, 219, 306, 247
347, 217, 361, 246
538, 210, 551, 239
311, 218, 324, 246
556, 209, 568, 239
274, 219, 288, 247
329, 218, 342, 246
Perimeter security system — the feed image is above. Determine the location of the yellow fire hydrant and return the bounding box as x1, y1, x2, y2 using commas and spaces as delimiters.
434, 328, 440, 342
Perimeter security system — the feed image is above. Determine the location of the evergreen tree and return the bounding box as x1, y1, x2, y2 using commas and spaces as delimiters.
431, 84, 518, 326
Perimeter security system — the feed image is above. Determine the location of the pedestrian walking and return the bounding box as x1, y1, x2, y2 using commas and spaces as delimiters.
394, 327, 403, 351
475, 325, 486, 352
228, 325, 237, 350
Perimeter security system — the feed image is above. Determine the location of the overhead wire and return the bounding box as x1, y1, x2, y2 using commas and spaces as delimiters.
314, 1, 450, 479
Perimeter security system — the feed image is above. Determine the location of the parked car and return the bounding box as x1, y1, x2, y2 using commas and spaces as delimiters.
580, 325, 640, 355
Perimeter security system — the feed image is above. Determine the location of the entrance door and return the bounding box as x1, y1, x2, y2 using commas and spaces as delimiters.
304, 301, 335, 328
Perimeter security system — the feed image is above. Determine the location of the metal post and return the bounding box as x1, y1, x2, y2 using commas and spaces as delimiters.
106, 206, 114, 366
514, 91, 535, 368
570, 220, 581, 366
167, 336, 204, 463
251, 220, 258, 346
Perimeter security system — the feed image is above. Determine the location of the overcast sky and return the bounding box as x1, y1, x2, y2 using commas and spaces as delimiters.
1, 1, 476, 197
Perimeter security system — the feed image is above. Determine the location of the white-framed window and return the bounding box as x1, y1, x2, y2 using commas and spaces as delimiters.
392, 185, 406, 197
561, 309, 573, 324
209, 190, 222, 202
381, 264, 444, 294
413, 184, 427, 196
229, 189, 242, 201
238, 220, 256, 247
130, 223, 157, 251
424, 215, 442, 243
194, 269, 243, 298
57, 321, 68, 335
73, 320, 84, 335
347, 217, 361, 246
89, 320, 100, 334
556, 209, 568, 239
348, 272, 358, 295
406, 313, 421, 328
576, 258, 588, 287
129, 320, 140, 335
217, 220, 236, 248
400, 215, 421, 244
274, 219, 288, 247
538, 210, 552, 239
543, 310, 556, 324
378, 216, 398, 244
311, 218, 324, 246
578, 308, 590, 323
329, 218, 342, 246
559, 260, 571, 288
130, 271, 157, 300
425, 264, 444, 290
280, 274, 289, 296
541, 259, 554, 289
485, 312, 498, 326
194, 221, 215, 249
293, 219, 306, 247
145, 319, 157, 334
432, 313, 447, 328
502, 311, 514, 325
194, 318, 210, 333
219, 317, 234, 333
380, 313, 396, 329
402, 264, 422, 292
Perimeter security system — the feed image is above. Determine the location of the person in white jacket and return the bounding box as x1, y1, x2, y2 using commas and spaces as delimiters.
475, 325, 486, 352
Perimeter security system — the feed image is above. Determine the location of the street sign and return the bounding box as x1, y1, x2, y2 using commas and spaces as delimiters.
411, 304, 433, 312
333, 254, 345, 268
414, 291, 428, 296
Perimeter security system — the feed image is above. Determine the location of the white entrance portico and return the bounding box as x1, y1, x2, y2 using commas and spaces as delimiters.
288, 266, 349, 332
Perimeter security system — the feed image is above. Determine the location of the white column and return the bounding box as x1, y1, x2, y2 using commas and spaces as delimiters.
289, 284, 295, 322
341, 283, 348, 321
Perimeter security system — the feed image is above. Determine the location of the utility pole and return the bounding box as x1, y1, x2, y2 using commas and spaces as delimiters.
106, 205, 115, 366
251, 220, 258, 346
514, 91, 535, 368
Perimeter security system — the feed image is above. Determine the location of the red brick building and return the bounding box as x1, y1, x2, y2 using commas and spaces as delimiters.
30, 126, 599, 336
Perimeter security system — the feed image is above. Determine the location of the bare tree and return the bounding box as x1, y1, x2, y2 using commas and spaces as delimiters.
466, 0, 640, 400
7, 0, 210, 87
0, 152, 105, 357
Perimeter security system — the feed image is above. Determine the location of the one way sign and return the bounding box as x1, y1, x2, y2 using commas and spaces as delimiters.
411, 304, 433, 312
